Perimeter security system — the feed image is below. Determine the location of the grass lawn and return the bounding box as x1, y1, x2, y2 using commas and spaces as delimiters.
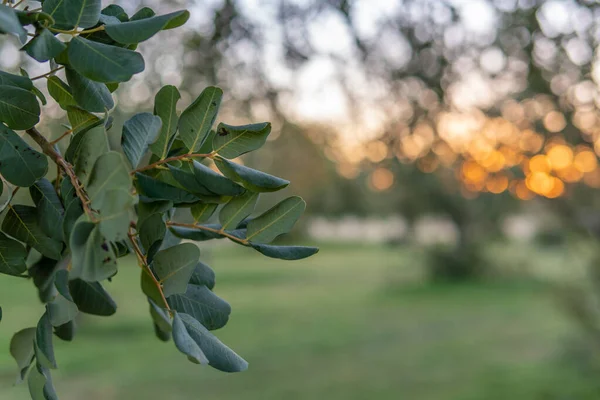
0, 243, 597, 399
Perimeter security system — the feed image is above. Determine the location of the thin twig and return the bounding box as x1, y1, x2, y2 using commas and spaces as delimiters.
31, 66, 64, 81
49, 128, 75, 145
131, 152, 214, 175
49, 25, 106, 36
166, 221, 249, 245
128, 230, 171, 311
25, 127, 96, 221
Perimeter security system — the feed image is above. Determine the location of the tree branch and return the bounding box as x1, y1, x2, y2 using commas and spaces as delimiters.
166, 221, 249, 245
132, 152, 214, 175
25, 127, 96, 221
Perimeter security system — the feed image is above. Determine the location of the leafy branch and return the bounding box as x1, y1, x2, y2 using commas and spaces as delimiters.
132, 152, 215, 175
166, 221, 249, 245
25, 127, 96, 220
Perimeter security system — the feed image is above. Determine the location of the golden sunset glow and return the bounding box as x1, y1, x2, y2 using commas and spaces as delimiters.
370, 168, 394, 191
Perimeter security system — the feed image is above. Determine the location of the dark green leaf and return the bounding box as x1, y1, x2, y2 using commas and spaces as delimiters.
153, 243, 199, 297
54, 269, 73, 302
141, 267, 164, 307
96, 188, 134, 242
54, 320, 76, 342
178, 86, 222, 153
213, 122, 271, 159
68, 279, 116, 316
130, 7, 155, 21
168, 284, 230, 330
0, 232, 27, 276
65, 68, 114, 112
27, 361, 58, 400
2, 205, 62, 260
172, 312, 208, 365
169, 224, 224, 241
122, 112, 162, 168
66, 124, 109, 186
250, 244, 319, 260
191, 203, 218, 223
16, 10, 56, 27
69, 217, 117, 282
64, 0, 101, 29
35, 312, 57, 369
105, 10, 190, 44
0, 123, 48, 187
86, 151, 131, 209
151, 85, 180, 159
0, 70, 32, 90
219, 191, 259, 230
10, 327, 35, 383
30, 178, 65, 242
69, 36, 145, 83
178, 313, 248, 372
246, 196, 305, 244
42, 0, 73, 29
47, 76, 76, 110
60, 177, 83, 241
139, 213, 166, 262
189, 261, 215, 290
0, 85, 40, 129
0, 4, 26, 42
192, 161, 245, 196
135, 173, 199, 204
214, 156, 289, 192
22, 29, 66, 62
101, 4, 128, 22
66, 106, 102, 134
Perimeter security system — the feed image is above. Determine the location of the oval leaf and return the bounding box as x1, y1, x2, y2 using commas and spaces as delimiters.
151, 85, 180, 159
153, 243, 199, 297
105, 10, 189, 44
121, 112, 162, 168
246, 196, 306, 244
214, 156, 289, 192
0, 124, 48, 187
178, 86, 222, 153
212, 122, 271, 159
0, 85, 40, 130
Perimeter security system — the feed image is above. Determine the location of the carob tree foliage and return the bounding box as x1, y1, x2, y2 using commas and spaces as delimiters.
0, 1, 318, 398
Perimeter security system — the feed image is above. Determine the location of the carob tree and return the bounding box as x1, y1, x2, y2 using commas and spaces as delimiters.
0, 1, 317, 398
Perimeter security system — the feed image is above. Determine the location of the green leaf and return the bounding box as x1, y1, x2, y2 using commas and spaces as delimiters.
66, 124, 109, 186
15, 10, 56, 27
101, 4, 128, 22
65, 68, 114, 112
250, 244, 319, 260
214, 156, 289, 192
86, 151, 132, 209
0, 232, 27, 276
130, 7, 155, 21
47, 294, 78, 327
64, 0, 101, 29
69, 218, 117, 282
22, 29, 66, 62
0, 70, 32, 90
2, 205, 62, 260
68, 279, 116, 316
169, 161, 245, 197
138, 199, 173, 224
168, 284, 230, 330
141, 267, 164, 307
60, 177, 83, 242
191, 203, 218, 223
0, 124, 48, 187
189, 261, 216, 290
42, 0, 73, 29
10, 327, 35, 383
169, 224, 224, 242
246, 196, 305, 244
69, 36, 145, 83
151, 85, 180, 159
139, 213, 166, 263
219, 191, 259, 230
66, 105, 102, 133
47, 76, 76, 110
0, 4, 27, 43
30, 178, 65, 242
172, 312, 209, 365
54, 320, 76, 342
122, 112, 162, 168
153, 243, 199, 297
54, 269, 73, 302
27, 361, 58, 400
178, 313, 248, 372
96, 188, 134, 242
212, 122, 271, 159
0, 85, 40, 130
35, 312, 57, 369
178, 86, 222, 153
105, 10, 190, 44
135, 173, 199, 204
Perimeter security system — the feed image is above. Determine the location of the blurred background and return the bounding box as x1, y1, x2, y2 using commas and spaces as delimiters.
6, 0, 600, 398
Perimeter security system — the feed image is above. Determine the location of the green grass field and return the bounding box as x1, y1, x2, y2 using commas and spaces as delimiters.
0, 243, 598, 399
